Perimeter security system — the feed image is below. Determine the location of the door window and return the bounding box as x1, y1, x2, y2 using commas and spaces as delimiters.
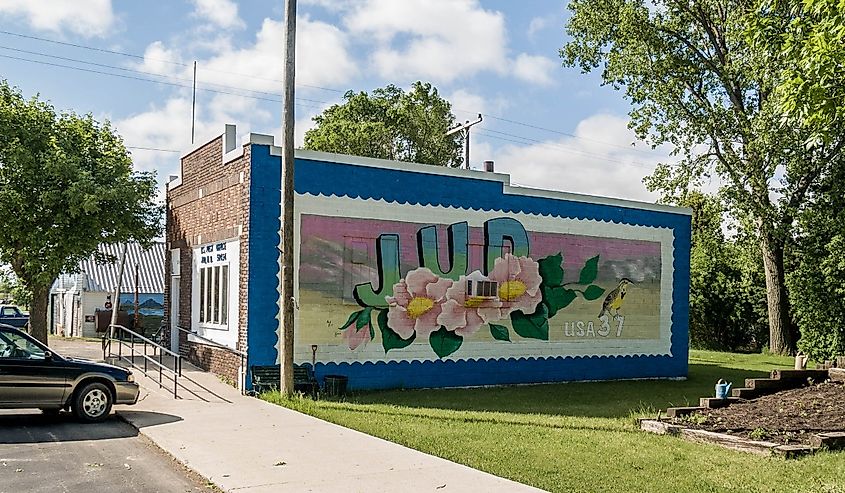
1, 306, 20, 317
0, 330, 45, 360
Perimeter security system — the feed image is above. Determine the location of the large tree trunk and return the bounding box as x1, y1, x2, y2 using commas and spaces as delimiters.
29, 283, 50, 345
760, 232, 793, 354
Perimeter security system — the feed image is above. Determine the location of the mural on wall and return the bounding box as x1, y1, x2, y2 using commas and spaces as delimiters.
296, 205, 667, 363
119, 293, 164, 334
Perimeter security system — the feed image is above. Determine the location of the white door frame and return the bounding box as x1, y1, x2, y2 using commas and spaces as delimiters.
170, 276, 180, 354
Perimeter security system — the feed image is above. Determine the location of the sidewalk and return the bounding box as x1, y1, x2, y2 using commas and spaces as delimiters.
97, 350, 546, 492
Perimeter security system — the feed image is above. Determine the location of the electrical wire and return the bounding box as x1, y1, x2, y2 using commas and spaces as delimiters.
0, 29, 344, 94
0, 30, 668, 167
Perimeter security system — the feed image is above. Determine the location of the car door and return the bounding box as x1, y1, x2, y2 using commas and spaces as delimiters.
0, 329, 66, 407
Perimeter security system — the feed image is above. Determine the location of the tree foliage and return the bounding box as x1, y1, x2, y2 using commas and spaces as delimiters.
304, 82, 464, 167
748, 0, 845, 145
786, 161, 845, 362
0, 80, 162, 343
683, 192, 767, 351
561, 0, 845, 354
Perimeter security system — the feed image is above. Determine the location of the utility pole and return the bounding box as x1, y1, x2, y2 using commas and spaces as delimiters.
279, 0, 297, 396
109, 244, 128, 340
446, 114, 482, 169
133, 262, 140, 332
191, 61, 197, 144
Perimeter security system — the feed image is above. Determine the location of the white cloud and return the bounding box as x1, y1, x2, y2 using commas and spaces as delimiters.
135, 17, 357, 95
448, 89, 487, 116
491, 114, 667, 202
344, 0, 507, 83
512, 53, 557, 86
0, 0, 116, 37
136, 41, 184, 76
527, 16, 553, 38
190, 0, 244, 30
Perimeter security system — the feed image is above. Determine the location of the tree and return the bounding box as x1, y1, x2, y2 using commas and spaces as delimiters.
561, 0, 845, 354
683, 192, 767, 351
0, 81, 161, 344
786, 161, 845, 362
304, 82, 464, 167
748, 0, 845, 145
0, 268, 30, 308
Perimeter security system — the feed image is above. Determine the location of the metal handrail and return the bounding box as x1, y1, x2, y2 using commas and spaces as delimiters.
176, 326, 247, 392
103, 324, 181, 398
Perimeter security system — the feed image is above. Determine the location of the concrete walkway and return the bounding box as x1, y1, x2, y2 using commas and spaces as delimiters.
52, 338, 544, 493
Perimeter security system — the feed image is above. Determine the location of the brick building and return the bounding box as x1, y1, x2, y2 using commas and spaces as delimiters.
165, 125, 692, 391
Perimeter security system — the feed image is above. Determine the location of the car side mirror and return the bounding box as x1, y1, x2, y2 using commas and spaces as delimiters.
44, 351, 53, 360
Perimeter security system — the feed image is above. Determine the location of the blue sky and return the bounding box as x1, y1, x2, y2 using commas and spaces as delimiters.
0, 0, 671, 202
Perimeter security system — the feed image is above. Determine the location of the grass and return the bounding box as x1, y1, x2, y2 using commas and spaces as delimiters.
262, 350, 845, 493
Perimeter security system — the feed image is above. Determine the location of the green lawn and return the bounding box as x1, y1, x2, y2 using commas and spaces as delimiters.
263, 351, 845, 493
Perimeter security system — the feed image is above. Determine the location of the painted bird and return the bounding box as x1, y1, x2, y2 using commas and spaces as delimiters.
598, 278, 634, 320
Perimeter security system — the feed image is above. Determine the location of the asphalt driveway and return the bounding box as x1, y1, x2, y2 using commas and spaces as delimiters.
0, 410, 213, 493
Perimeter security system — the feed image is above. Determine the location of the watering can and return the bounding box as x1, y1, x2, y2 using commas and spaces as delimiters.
715, 379, 732, 399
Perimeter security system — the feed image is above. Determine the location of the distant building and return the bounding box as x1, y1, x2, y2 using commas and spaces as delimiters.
51, 242, 165, 338
166, 125, 692, 391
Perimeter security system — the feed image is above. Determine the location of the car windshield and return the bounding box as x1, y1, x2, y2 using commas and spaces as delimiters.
0, 330, 46, 359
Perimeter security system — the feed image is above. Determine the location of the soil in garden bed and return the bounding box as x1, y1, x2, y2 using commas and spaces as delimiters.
677, 380, 845, 445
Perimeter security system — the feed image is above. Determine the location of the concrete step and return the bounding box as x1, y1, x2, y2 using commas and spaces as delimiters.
744, 378, 783, 391
731, 387, 760, 399
700, 397, 740, 409
829, 368, 845, 383
770, 369, 830, 382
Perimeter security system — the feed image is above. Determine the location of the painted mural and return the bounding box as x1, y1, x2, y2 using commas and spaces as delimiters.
295, 195, 672, 365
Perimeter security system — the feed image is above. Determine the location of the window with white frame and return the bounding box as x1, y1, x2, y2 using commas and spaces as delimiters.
199, 264, 228, 325
196, 241, 233, 329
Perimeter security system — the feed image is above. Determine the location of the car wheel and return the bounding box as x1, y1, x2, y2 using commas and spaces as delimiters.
73, 382, 113, 423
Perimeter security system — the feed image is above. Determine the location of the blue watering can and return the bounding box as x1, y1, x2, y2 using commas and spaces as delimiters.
715, 379, 732, 399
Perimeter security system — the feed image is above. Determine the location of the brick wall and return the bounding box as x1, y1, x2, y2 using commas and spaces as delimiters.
164, 136, 252, 386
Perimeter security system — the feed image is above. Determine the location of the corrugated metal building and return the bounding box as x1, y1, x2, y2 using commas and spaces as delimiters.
51, 242, 165, 337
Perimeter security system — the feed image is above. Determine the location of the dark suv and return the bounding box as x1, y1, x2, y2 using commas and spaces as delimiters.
0, 324, 139, 422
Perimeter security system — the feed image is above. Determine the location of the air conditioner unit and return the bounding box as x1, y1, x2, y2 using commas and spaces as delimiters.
466, 279, 498, 298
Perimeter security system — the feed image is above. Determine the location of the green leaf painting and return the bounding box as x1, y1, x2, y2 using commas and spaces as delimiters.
356, 307, 373, 330
538, 252, 564, 287
429, 326, 463, 358
543, 285, 578, 318
340, 310, 360, 331
578, 255, 600, 285
489, 323, 511, 342
377, 309, 416, 353
581, 285, 606, 301
510, 303, 550, 340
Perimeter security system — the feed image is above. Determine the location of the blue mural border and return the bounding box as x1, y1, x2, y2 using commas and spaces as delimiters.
247, 145, 691, 389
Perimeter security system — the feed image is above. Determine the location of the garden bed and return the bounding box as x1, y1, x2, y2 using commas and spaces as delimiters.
680, 380, 845, 446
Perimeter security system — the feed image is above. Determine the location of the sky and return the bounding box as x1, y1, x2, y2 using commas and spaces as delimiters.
0, 0, 675, 203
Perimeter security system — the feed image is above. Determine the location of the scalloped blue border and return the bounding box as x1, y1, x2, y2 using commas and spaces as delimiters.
247, 145, 690, 390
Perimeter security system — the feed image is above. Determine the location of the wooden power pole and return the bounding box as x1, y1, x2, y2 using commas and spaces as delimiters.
279, 0, 297, 396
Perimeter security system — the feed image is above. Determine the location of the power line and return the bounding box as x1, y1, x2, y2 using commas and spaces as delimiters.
0, 53, 328, 110
0, 29, 344, 94
0, 28, 666, 159
474, 129, 658, 170
0, 46, 333, 106
126, 146, 181, 153
479, 127, 659, 168
0, 30, 666, 168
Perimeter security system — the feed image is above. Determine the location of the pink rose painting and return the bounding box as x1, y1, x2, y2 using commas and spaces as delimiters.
488, 254, 542, 316
343, 320, 372, 350
385, 267, 452, 339
439, 271, 502, 337
339, 246, 606, 358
